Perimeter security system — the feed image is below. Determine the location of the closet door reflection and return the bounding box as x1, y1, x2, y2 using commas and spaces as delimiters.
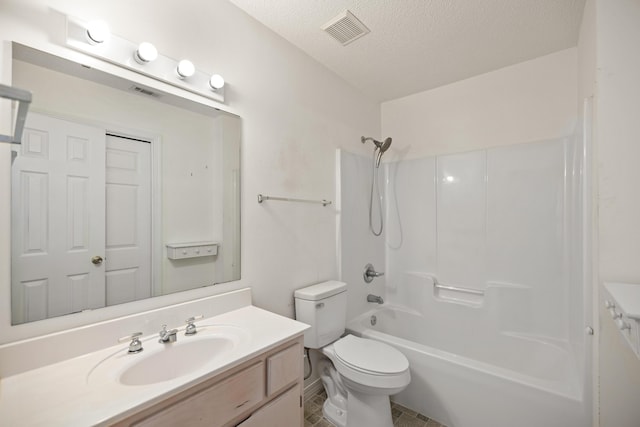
104, 134, 152, 306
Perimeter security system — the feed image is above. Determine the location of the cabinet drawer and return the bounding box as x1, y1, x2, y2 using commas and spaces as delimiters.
133, 362, 264, 427
266, 343, 302, 396
236, 385, 301, 427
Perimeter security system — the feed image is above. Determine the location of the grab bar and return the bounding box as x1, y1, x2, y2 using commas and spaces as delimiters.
432, 279, 485, 296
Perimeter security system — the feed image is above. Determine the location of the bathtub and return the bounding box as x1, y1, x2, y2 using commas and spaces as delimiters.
346, 305, 589, 427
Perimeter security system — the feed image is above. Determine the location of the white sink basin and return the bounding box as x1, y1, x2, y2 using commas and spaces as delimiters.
88, 324, 250, 387
119, 336, 235, 386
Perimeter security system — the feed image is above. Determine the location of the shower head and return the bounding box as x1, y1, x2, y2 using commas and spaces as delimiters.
362, 136, 393, 167
379, 137, 392, 153
361, 136, 392, 151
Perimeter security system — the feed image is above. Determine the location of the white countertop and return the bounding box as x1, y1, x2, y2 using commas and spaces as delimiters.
0, 305, 308, 426
604, 282, 640, 319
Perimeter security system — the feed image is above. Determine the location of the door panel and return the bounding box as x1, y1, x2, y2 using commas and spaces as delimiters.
11, 113, 106, 324
237, 386, 300, 427
105, 135, 151, 305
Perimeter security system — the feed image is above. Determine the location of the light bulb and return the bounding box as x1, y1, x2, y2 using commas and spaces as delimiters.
86, 20, 110, 44
176, 60, 195, 78
135, 42, 158, 64
209, 74, 225, 90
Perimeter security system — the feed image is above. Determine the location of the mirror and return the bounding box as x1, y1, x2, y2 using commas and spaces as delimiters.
10, 43, 241, 325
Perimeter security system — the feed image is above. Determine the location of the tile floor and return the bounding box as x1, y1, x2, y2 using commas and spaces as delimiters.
304, 388, 448, 427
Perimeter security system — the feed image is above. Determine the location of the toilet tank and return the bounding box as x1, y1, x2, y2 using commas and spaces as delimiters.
294, 281, 347, 349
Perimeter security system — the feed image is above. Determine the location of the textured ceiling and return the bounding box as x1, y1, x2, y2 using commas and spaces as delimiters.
228, 0, 586, 102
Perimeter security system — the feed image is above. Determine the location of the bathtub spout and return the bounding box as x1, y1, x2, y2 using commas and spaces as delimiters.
367, 294, 384, 304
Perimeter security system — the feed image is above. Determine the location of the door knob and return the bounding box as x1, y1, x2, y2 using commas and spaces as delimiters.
91, 255, 104, 265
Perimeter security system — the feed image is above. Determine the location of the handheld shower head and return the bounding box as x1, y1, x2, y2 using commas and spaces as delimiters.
362, 136, 392, 150
379, 137, 392, 153
361, 136, 393, 167
377, 137, 392, 166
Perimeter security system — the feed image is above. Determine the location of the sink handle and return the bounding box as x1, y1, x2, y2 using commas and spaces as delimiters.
185, 315, 204, 335
118, 332, 144, 354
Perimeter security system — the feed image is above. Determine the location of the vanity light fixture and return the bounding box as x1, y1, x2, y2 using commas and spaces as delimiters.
176, 59, 195, 79
66, 15, 226, 103
86, 20, 110, 44
134, 42, 158, 64
209, 74, 225, 90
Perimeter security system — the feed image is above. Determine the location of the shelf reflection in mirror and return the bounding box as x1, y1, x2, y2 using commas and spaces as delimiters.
10, 43, 240, 325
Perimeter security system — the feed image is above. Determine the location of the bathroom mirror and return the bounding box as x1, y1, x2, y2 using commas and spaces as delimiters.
10, 43, 241, 325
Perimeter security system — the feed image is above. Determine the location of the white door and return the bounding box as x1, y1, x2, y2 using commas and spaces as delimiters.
104, 134, 152, 305
11, 113, 106, 324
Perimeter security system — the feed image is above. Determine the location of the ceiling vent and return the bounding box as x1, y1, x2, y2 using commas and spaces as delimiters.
322, 10, 370, 46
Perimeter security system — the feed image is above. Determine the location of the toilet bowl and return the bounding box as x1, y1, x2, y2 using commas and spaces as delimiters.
321, 335, 410, 427
294, 281, 411, 427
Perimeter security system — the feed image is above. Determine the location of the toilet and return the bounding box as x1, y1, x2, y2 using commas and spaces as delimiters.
294, 281, 410, 427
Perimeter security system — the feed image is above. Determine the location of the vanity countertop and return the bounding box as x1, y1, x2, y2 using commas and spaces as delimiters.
604, 282, 640, 319
0, 305, 308, 426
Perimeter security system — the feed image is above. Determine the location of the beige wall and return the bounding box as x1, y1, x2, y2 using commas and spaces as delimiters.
381, 48, 578, 159
594, 0, 640, 426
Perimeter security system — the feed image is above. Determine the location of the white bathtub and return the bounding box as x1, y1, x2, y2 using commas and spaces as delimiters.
347, 306, 589, 427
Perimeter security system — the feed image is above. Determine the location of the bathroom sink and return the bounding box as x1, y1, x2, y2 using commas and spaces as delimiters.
87, 324, 250, 387
118, 336, 235, 386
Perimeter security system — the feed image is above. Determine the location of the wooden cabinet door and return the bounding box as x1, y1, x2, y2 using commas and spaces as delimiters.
237, 385, 301, 427
266, 342, 302, 396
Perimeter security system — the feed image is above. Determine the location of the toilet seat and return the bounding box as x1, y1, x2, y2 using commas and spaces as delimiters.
333, 335, 408, 375
325, 335, 411, 391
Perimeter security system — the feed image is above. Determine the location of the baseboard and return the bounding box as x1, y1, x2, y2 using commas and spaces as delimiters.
304, 378, 324, 400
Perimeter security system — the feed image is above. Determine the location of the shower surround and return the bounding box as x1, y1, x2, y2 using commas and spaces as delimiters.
337, 136, 590, 427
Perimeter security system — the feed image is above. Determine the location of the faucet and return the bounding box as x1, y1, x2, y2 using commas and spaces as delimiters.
367, 294, 384, 304
158, 325, 178, 343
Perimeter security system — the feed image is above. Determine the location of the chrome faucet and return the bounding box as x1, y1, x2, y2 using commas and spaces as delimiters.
158, 325, 178, 343
367, 294, 384, 304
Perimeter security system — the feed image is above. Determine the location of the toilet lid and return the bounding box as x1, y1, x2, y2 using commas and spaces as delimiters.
333, 335, 408, 375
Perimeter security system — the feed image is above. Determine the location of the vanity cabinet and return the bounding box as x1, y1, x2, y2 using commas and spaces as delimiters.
236, 384, 300, 427
114, 336, 304, 427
